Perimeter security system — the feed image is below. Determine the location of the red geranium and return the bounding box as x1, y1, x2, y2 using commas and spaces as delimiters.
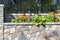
48, 11, 50, 15
16, 13, 18, 17
28, 16, 30, 18
20, 16, 24, 20
21, 13, 26, 16
52, 12, 56, 16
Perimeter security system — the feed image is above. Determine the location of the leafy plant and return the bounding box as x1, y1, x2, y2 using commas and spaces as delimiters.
32, 14, 41, 25
47, 12, 59, 22
11, 14, 19, 23
11, 13, 31, 23
11, 12, 60, 26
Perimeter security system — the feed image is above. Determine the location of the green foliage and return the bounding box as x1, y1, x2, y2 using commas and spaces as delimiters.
4, 0, 38, 13
11, 15, 31, 23
41, 0, 52, 13
4, 0, 60, 13
11, 18, 19, 23
11, 12, 60, 26
32, 14, 41, 25
32, 15, 47, 25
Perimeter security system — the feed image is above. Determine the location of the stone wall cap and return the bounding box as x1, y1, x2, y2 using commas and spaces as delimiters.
0, 4, 4, 7
4, 22, 60, 25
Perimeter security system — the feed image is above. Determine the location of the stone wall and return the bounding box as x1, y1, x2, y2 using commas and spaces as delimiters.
3, 23, 60, 40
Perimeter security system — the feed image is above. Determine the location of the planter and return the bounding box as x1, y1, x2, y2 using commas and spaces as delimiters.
5, 13, 60, 22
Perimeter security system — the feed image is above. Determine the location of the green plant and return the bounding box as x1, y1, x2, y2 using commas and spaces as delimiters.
47, 12, 59, 22
11, 13, 31, 23
32, 14, 41, 25
11, 12, 60, 24
11, 19, 18, 23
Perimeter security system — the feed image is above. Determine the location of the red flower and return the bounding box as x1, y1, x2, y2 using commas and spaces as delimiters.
21, 13, 26, 16
20, 13, 25, 20
16, 13, 18, 17
48, 11, 50, 15
28, 16, 30, 18
52, 12, 56, 16
20, 16, 24, 20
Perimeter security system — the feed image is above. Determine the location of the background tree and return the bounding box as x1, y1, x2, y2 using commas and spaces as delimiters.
4, 0, 38, 13
41, 0, 52, 13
